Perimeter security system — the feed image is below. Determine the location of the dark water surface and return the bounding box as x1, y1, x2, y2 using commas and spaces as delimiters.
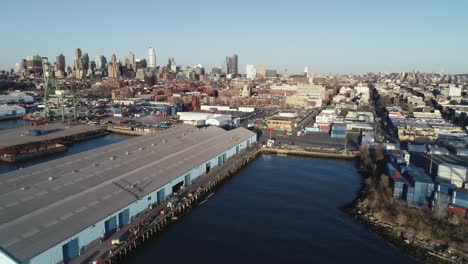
0, 133, 133, 174
123, 155, 419, 264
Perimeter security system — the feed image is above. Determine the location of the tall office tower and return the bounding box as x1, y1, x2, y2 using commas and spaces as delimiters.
135, 59, 147, 70
95, 55, 107, 71
125, 52, 135, 71
81, 53, 89, 72
304, 66, 309, 77
74, 48, 82, 70
56, 54, 66, 72
148, 48, 156, 68
108, 54, 120, 78
25, 54, 43, 75
222, 60, 229, 75
167, 57, 177, 72
246, 64, 256, 79
226, 54, 238, 75
256, 64, 266, 78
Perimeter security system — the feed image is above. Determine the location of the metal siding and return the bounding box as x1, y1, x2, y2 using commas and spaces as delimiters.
0, 249, 18, 264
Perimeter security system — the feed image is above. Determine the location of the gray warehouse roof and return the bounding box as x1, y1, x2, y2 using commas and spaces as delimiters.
0, 125, 256, 262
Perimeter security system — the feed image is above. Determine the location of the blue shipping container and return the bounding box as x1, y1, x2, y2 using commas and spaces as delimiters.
452, 197, 468, 208
437, 183, 457, 195
453, 189, 468, 200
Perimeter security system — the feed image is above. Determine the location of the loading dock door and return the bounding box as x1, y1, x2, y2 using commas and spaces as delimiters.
185, 173, 192, 187
236, 146, 240, 154
62, 238, 79, 263
206, 162, 211, 174
104, 216, 117, 236
118, 209, 130, 228
172, 181, 184, 193
157, 189, 165, 204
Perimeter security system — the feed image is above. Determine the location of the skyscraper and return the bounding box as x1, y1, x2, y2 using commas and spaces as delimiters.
74, 48, 82, 70
246, 64, 256, 79
95, 55, 107, 71
148, 48, 156, 68
226, 54, 238, 76
257, 64, 266, 78
56, 54, 65, 72
125, 52, 135, 71
81, 53, 89, 72
108, 54, 120, 78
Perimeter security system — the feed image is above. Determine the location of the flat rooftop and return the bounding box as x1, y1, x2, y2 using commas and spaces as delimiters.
0, 124, 255, 262
0, 123, 106, 149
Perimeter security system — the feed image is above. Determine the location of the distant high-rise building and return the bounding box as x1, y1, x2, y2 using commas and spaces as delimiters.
304, 66, 309, 77
108, 54, 120, 78
135, 59, 147, 70
226, 54, 238, 75
266, 69, 277, 78
257, 64, 266, 78
56, 54, 65, 72
74, 48, 82, 70
282, 69, 289, 78
167, 57, 177, 72
95, 55, 107, 71
246, 64, 256, 79
81, 53, 89, 72
26, 54, 43, 75
125, 52, 135, 71
148, 48, 156, 68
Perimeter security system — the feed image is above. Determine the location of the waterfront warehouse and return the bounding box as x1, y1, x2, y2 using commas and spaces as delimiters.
0, 125, 257, 264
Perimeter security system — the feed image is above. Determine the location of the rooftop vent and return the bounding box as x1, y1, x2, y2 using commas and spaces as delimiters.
21, 186, 30, 191
93, 163, 99, 167
73, 169, 79, 173
151, 143, 156, 146
139, 147, 144, 150
48, 176, 55, 181
110, 156, 116, 160
162, 139, 167, 143
125, 151, 130, 155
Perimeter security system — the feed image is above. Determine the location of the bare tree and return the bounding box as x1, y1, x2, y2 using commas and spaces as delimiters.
434, 194, 450, 220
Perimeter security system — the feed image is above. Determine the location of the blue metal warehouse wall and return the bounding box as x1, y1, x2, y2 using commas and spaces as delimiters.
26, 136, 256, 264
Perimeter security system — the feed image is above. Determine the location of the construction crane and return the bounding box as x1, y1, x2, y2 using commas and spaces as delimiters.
41, 57, 54, 120
41, 56, 78, 122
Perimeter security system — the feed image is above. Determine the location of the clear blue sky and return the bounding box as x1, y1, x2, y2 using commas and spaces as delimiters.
1, 0, 467, 74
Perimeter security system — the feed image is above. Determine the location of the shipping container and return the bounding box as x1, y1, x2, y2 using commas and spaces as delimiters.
331, 133, 346, 139
453, 189, 468, 200
319, 125, 330, 131
447, 204, 468, 218
332, 124, 347, 131
436, 182, 457, 195
305, 127, 319, 132
452, 197, 468, 208
26, 129, 43, 136
404, 166, 434, 205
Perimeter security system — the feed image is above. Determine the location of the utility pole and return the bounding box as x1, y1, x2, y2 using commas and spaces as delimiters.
429, 152, 433, 175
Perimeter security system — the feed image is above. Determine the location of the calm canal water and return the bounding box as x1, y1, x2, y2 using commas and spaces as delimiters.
0, 133, 133, 174
123, 155, 418, 264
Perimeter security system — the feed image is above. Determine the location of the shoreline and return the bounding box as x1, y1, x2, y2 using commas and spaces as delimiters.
263, 149, 465, 264
340, 176, 466, 264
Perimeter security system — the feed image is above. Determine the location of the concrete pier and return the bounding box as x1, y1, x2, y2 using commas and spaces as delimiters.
70, 143, 261, 264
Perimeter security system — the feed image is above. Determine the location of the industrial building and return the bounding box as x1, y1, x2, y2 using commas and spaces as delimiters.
0, 105, 25, 118
0, 125, 257, 264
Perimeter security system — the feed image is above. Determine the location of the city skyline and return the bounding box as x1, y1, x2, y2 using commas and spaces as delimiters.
1, 0, 467, 73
